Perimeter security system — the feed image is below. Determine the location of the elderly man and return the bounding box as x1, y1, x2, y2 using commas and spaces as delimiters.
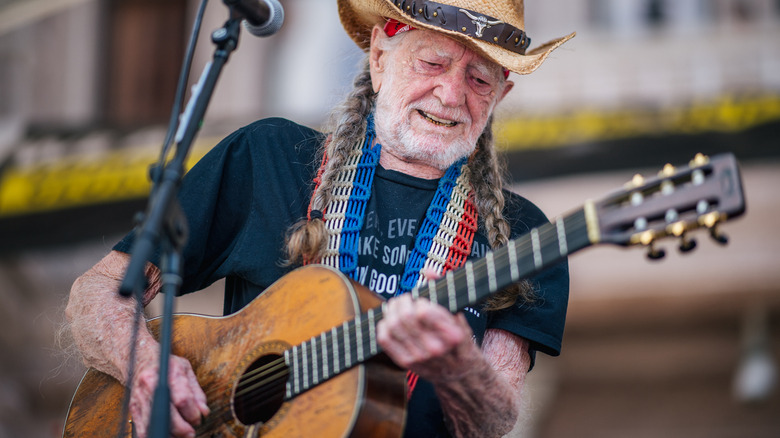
66, 0, 573, 437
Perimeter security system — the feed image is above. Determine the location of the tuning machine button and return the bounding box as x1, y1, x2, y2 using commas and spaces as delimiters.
679, 235, 697, 253
625, 173, 645, 189
638, 230, 666, 260
659, 163, 676, 177
668, 221, 696, 253
699, 211, 729, 245
689, 153, 710, 167
647, 243, 666, 260
710, 226, 729, 245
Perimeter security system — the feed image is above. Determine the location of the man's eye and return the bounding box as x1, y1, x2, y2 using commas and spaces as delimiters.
470, 76, 495, 95
473, 76, 494, 88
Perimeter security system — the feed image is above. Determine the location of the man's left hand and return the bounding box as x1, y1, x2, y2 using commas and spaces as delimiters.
376, 293, 480, 382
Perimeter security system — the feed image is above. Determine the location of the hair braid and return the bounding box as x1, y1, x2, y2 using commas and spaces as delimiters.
285, 60, 376, 264
469, 118, 534, 309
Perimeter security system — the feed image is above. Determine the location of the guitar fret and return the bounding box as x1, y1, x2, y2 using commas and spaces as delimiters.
320, 332, 329, 380
331, 327, 340, 375
442, 272, 454, 308
566, 209, 591, 253
292, 346, 300, 394
454, 262, 466, 313
302, 341, 309, 389
556, 219, 568, 256
311, 337, 319, 385
356, 316, 364, 362
430, 277, 439, 306
531, 228, 542, 269
368, 309, 377, 355
508, 240, 519, 281
463, 262, 475, 311
540, 224, 563, 264
485, 251, 496, 294
522, 238, 536, 272
342, 321, 351, 368
283, 349, 292, 398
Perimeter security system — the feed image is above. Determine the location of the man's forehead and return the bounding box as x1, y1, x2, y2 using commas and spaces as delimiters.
401, 29, 503, 73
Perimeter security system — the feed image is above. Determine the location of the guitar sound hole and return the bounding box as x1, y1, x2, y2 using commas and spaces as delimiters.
233, 354, 288, 425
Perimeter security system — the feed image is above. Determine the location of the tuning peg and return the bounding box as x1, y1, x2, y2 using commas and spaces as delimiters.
667, 222, 696, 253
689, 153, 710, 168
658, 163, 676, 178
625, 173, 645, 189
636, 230, 666, 260
699, 211, 729, 245
679, 235, 697, 253
647, 243, 666, 260
710, 226, 729, 245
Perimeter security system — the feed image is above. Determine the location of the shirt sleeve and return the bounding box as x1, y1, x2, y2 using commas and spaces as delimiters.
113, 125, 257, 293
113, 117, 323, 295
485, 191, 570, 358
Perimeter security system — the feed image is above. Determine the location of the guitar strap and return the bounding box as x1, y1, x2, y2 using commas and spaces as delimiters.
305, 114, 478, 294
305, 115, 479, 401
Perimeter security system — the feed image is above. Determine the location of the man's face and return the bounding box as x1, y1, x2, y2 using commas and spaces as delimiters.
370, 27, 513, 172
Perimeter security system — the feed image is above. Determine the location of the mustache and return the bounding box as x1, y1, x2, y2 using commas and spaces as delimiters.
410, 100, 471, 125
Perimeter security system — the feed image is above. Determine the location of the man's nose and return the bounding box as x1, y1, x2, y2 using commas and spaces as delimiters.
432, 69, 467, 108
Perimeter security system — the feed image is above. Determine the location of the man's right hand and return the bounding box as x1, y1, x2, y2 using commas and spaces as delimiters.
67, 250, 210, 437
129, 353, 210, 438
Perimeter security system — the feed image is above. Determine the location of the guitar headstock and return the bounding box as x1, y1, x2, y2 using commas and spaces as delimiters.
592, 153, 746, 259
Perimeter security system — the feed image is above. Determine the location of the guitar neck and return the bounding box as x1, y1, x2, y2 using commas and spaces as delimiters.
283, 205, 596, 400
413, 205, 593, 311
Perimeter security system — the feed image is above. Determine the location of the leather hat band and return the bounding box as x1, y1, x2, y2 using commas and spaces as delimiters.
390, 0, 532, 55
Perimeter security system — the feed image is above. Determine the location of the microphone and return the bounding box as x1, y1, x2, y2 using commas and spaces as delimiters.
223, 0, 285, 37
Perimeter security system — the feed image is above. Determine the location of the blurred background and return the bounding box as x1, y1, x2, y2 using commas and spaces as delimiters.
0, 0, 778, 437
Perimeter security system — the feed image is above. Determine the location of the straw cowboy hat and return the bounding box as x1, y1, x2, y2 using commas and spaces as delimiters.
338, 0, 575, 75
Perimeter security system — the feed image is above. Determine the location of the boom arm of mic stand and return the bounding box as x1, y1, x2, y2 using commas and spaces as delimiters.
117, 18, 243, 438
119, 17, 242, 299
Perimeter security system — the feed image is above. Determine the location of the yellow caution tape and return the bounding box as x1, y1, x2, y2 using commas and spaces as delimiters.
0, 139, 216, 217
495, 94, 780, 151
2, 94, 779, 217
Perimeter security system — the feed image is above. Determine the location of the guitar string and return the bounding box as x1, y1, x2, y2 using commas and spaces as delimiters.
197, 372, 289, 434
190, 214, 588, 430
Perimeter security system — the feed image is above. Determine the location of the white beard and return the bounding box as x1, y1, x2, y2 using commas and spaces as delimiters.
373, 81, 479, 171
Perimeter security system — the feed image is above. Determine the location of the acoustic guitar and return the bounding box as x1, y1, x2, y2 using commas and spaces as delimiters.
62, 153, 746, 437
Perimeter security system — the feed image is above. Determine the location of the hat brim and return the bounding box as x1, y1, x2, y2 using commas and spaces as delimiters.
338, 0, 575, 75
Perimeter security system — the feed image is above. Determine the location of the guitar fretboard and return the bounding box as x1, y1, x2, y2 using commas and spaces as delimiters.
284, 206, 593, 399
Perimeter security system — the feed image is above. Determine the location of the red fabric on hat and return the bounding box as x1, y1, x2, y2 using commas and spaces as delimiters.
384, 18, 415, 36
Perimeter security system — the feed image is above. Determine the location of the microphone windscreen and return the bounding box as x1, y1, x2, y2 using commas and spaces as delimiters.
243, 0, 284, 37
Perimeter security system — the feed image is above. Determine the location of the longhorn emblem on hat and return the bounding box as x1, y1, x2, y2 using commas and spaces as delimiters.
459, 9, 504, 38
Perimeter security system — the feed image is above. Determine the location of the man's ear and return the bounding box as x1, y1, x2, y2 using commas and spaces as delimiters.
369, 25, 387, 93
497, 80, 514, 104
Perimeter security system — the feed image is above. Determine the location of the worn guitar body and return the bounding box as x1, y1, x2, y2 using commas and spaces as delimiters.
63, 265, 407, 438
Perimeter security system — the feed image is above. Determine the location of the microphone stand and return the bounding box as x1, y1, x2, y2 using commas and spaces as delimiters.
118, 16, 243, 438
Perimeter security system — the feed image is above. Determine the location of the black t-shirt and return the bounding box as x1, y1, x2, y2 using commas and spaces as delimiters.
115, 117, 569, 437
